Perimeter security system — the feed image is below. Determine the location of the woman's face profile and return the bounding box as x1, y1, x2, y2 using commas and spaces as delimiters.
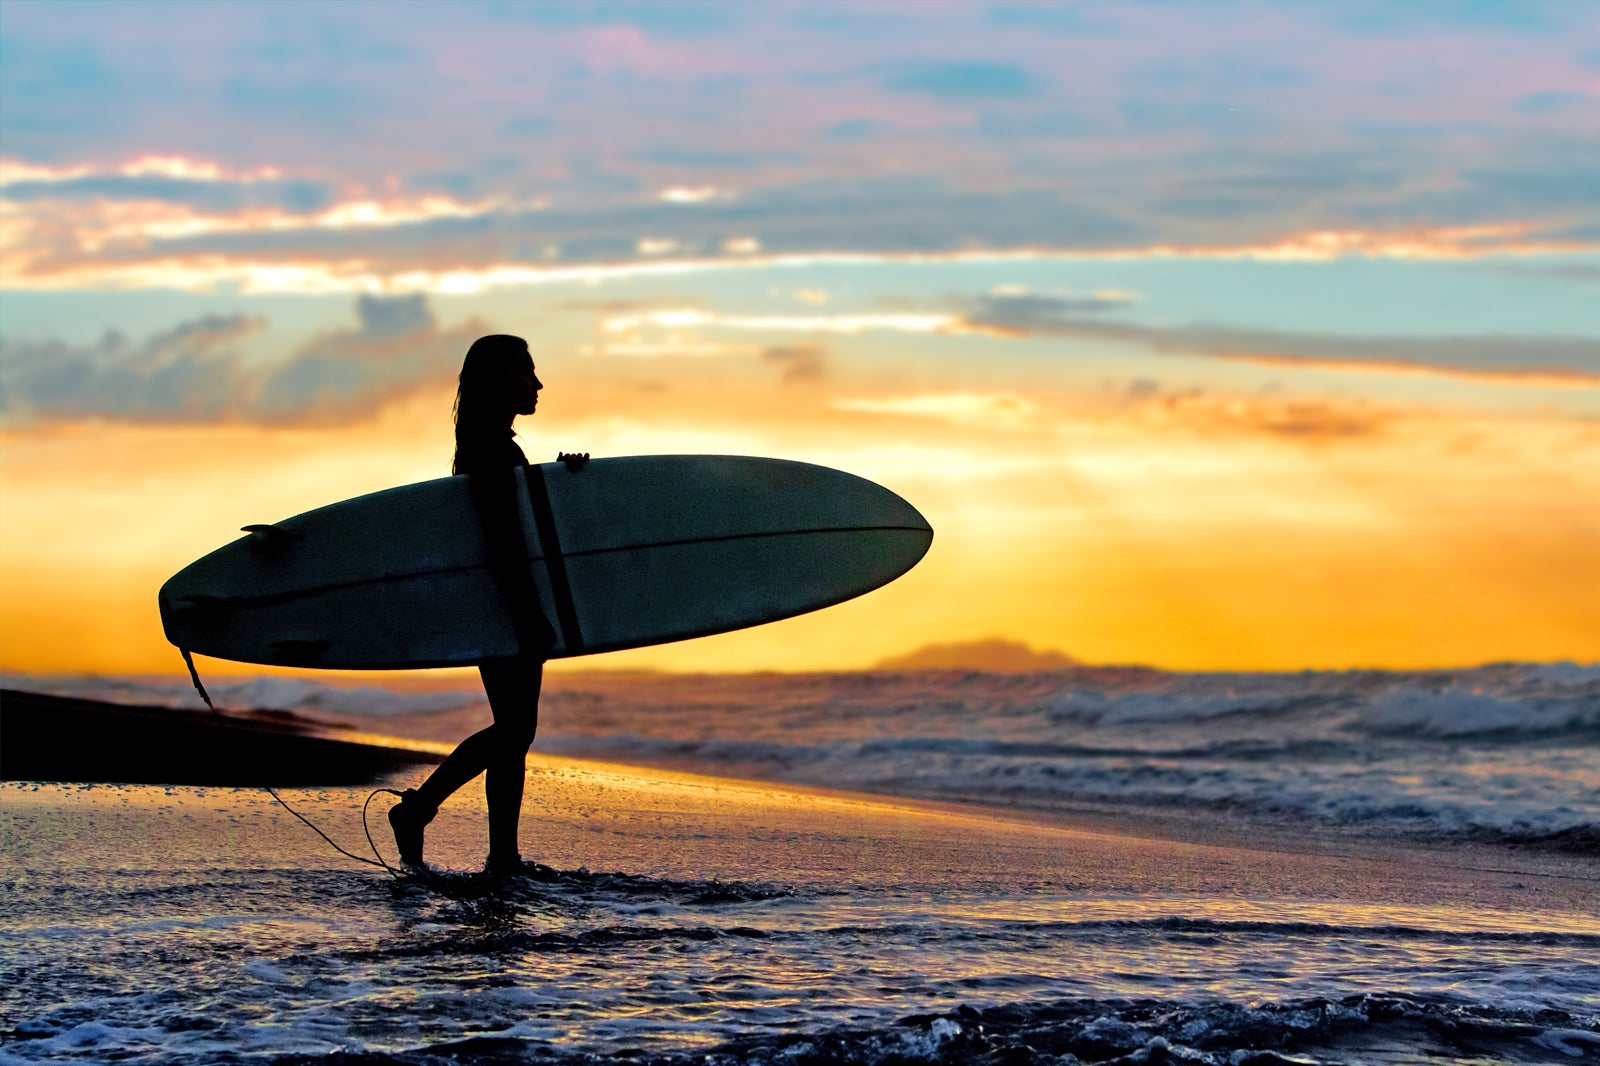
509, 355, 542, 416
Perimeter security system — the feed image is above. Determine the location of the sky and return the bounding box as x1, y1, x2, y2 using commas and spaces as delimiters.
1, 0, 1597, 679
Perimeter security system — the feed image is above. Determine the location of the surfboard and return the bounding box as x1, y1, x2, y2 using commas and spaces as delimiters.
159, 456, 932, 669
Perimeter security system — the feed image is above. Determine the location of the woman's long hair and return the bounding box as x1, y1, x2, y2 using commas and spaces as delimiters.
453, 334, 531, 474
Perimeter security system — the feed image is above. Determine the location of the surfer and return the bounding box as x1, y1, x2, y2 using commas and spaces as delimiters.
387, 334, 584, 873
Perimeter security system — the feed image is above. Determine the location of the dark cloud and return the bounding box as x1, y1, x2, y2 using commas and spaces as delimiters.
3, 1, 1597, 267
762, 344, 826, 384
977, 110, 1098, 140
4, 123, 1591, 285
405, 170, 484, 199
822, 119, 891, 142
961, 297, 1600, 381
2, 174, 337, 214
0, 315, 262, 422
485, 1, 737, 35
504, 115, 555, 136
882, 61, 1041, 100
1115, 380, 1391, 442
355, 293, 434, 338
0, 35, 128, 147
1159, 393, 1388, 441
1497, 262, 1600, 284
635, 147, 807, 171
964, 291, 1136, 331
218, 75, 371, 126
245, 295, 476, 423
1321, 0, 1582, 35
987, 6, 1115, 34
1118, 96, 1264, 135
1515, 91, 1599, 115
0, 295, 482, 425
10, 178, 1152, 283
557, 297, 701, 313
1149, 152, 1410, 219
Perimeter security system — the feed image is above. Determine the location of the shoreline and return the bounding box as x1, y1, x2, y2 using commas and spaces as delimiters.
0, 687, 443, 786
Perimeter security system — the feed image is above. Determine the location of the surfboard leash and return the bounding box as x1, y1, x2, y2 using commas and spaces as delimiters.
179, 647, 404, 877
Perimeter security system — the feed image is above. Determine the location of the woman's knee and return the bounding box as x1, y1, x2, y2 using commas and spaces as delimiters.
493, 718, 537, 751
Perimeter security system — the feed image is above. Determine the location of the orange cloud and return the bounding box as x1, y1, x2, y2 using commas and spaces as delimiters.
832, 392, 1044, 430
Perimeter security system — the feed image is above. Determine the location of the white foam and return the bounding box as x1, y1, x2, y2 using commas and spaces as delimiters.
1358, 689, 1599, 737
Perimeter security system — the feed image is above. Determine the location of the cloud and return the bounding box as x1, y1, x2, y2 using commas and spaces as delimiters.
486, 2, 737, 36
0, 294, 483, 425
0, 173, 336, 214
762, 344, 826, 384
977, 109, 1098, 140
600, 307, 962, 336
0, 158, 526, 289
1129, 388, 1391, 442
1497, 262, 1600, 284
10, 143, 1596, 294
1515, 91, 1600, 116
961, 290, 1138, 332
882, 61, 1041, 100
1321, 1, 1583, 35
4, 1, 1599, 282
0, 314, 264, 423
957, 294, 1600, 382
355, 292, 433, 338
987, 5, 1115, 34
832, 392, 1043, 430
822, 119, 891, 142
636, 147, 805, 171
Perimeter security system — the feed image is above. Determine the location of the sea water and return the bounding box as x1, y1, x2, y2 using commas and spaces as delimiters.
3, 664, 1597, 1064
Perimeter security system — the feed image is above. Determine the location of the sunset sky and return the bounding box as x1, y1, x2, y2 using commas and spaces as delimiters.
2, 0, 1597, 679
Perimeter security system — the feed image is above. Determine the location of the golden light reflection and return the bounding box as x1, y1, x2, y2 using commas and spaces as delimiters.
2, 366, 1595, 676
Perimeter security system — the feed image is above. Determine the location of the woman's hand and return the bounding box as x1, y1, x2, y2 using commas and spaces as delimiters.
557, 452, 590, 471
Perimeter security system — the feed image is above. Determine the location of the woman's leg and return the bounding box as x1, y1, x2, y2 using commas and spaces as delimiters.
481, 655, 542, 866
391, 655, 541, 866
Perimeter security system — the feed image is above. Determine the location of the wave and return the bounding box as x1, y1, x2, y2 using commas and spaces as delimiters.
535, 727, 1600, 847
9, 663, 1597, 850
255, 993, 1600, 1065
1357, 688, 1600, 739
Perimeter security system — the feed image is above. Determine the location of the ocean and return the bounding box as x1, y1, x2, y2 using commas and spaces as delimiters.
2, 664, 1597, 1064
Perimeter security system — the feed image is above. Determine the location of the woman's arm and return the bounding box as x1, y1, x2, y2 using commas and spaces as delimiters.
468, 469, 557, 657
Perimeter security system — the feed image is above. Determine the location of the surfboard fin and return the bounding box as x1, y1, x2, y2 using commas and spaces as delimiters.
241, 523, 300, 552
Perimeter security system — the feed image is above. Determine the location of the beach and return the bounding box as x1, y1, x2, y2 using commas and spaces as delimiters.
3, 690, 1598, 1065
5, 1, 1600, 1061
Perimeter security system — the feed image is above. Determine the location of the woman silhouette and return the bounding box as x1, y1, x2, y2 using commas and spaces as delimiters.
387, 334, 584, 873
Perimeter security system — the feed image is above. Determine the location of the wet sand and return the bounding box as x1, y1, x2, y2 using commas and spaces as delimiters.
7, 750, 1595, 927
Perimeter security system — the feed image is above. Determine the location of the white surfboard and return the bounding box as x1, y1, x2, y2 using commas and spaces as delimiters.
159, 456, 932, 669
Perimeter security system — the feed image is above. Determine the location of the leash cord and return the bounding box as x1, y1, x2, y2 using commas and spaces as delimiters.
180, 648, 404, 877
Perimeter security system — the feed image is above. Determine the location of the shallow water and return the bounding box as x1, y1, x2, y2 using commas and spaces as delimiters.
3, 769, 1596, 1065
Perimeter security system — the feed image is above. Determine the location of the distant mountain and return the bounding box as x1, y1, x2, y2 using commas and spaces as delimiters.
873, 638, 1080, 673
